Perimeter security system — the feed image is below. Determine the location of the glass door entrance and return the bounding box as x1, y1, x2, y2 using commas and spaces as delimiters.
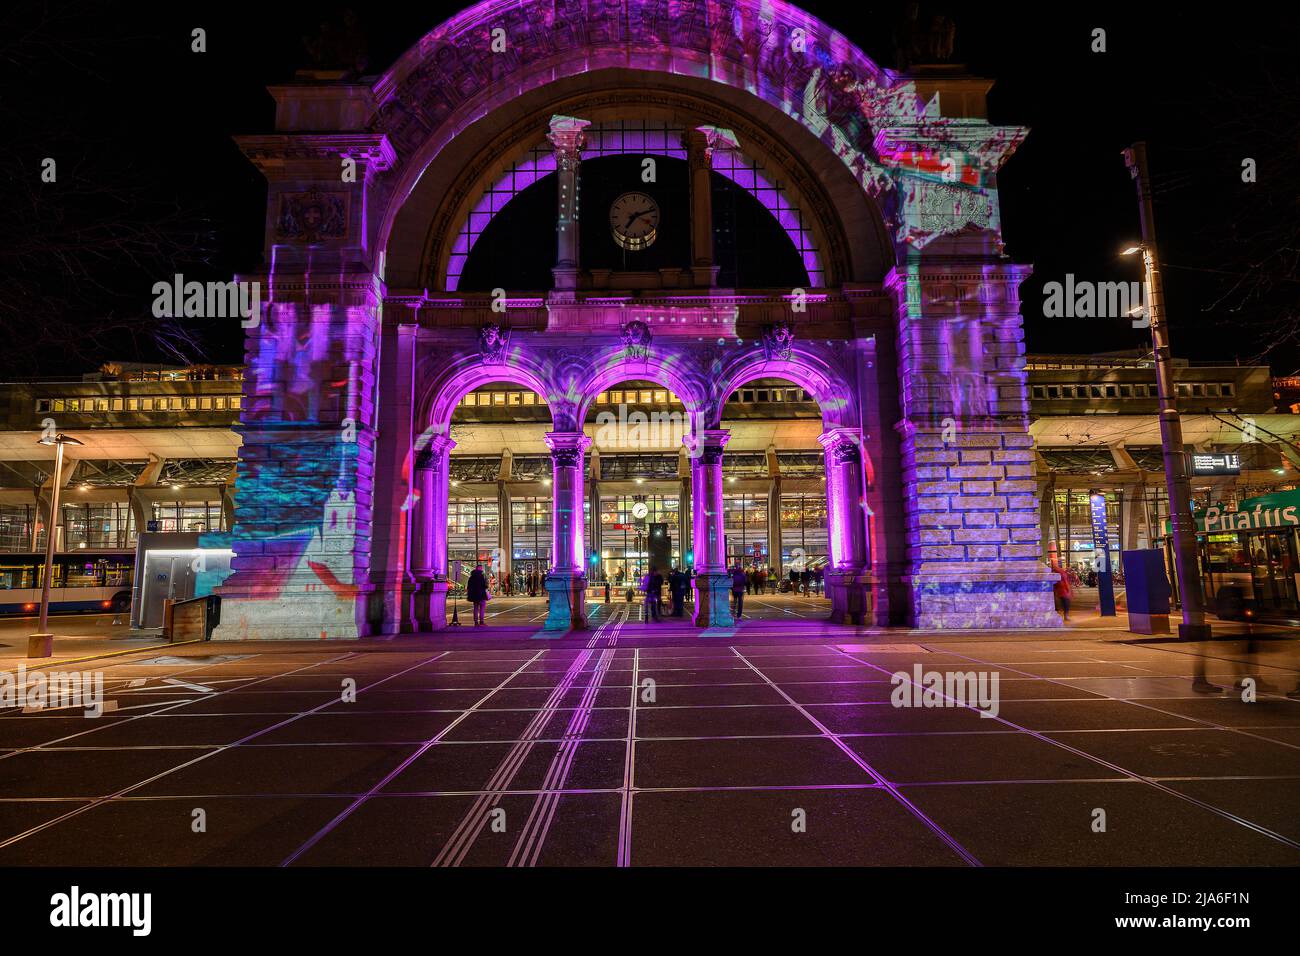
597, 494, 680, 586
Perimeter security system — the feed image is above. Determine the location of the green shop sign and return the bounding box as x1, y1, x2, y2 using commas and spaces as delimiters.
1183, 487, 1300, 534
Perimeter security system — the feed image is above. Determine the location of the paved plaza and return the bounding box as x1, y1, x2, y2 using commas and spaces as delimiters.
2, 605, 1298, 867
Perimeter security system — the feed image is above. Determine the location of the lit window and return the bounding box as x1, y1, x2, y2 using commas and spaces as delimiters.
639, 390, 652, 404
610, 390, 623, 404
126, 398, 138, 410
213, 397, 226, 409
508, 392, 521, 406
111, 398, 123, 411
140, 398, 154, 411
186, 397, 198, 409
523, 392, 536, 405
96, 399, 109, 412
653, 390, 667, 404
230, 396, 241, 409
462, 393, 476, 406
595, 392, 606, 405
199, 397, 212, 409
492, 392, 505, 405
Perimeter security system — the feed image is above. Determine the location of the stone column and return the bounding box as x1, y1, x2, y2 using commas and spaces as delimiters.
548, 115, 591, 292
685, 127, 733, 288
421, 434, 455, 628
587, 447, 602, 579
685, 429, 733, 626
677, 447, 692, 564
543, 431, 591, 630
766, 445, 782, 576
819, 427, 871, 624
218, 129, 394, 640
496, 481, 513, 584
373, 318, 419, 634
212, 282, 382, 641
409, 452, 435, 628
887, 263, 1059, 628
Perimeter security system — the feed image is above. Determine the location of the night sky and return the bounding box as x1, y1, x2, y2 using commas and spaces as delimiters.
6, 0, 1295, 377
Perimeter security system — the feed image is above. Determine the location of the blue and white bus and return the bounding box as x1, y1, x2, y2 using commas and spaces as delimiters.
0, 551, 134, 615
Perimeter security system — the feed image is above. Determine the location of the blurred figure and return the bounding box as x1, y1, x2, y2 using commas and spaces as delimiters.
1052, 561, 1072, 622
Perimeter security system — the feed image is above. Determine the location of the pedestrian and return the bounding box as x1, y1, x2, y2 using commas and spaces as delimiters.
800, 568, 811, 595
731, 562, 748, 618
813, 566, 823, 594
467, 563, 489, 626
670, 566, 686, 617
755, 566, 767, 594
642, 565, 663, 622
1052, 561, 1072, 622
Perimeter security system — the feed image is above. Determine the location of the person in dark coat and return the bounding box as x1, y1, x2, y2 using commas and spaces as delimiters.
731, 562, 749, 618
642, 566, 663, 622
669, 567, 686, 617
467, 564, 489, 626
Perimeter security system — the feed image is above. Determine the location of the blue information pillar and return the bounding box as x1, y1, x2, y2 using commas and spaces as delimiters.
1089, 491, 1117, 617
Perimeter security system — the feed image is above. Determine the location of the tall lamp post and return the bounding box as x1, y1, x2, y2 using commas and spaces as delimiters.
29, 432, 83, 658
1122, 142, 1211, 640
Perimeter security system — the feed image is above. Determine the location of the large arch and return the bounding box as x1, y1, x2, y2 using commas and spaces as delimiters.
219, 0, 1056, 640
712, 347, 858, 429
377, 63, 900, 291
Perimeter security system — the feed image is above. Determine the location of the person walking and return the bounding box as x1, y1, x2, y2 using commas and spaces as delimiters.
467, 563, 490, 626
1052, 561, 1072, 622
800, 568, 811, 595
730, 562, 749, 619
755, 566, 767, 595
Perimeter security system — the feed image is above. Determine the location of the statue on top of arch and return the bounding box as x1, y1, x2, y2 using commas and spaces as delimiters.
892, 3, 958, 72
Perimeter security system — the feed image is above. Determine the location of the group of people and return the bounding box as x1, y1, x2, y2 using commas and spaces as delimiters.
462, 558, 828, 627
636, 566, 692, 620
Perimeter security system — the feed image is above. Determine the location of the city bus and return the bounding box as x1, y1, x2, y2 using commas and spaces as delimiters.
0, 551, 134, 615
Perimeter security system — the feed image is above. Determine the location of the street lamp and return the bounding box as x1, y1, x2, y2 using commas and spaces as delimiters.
1122, 142, 1211, 640
30, 432, 83, 658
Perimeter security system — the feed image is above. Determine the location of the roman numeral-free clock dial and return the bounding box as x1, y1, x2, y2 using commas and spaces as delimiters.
609, 191, 660, 251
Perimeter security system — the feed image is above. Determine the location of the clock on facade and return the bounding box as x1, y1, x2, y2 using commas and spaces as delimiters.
609, 191, 660, 251
631, 501, 650, 519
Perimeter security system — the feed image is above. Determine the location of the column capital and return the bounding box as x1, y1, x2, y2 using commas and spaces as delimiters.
684, 428, 730, 463
818, 427, 864, 463
414, 434, 456, 471
547, 115, 591, 161
545, 431, 592, 466
692, 125, 740, 165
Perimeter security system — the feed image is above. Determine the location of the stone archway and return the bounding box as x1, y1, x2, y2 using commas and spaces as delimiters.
217, 0, 1060, 639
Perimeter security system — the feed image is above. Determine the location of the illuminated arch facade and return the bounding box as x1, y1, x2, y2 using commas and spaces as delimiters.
215, 0, 1058, 638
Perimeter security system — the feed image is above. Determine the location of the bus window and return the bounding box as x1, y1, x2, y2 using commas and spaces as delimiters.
0, 559, 37, 589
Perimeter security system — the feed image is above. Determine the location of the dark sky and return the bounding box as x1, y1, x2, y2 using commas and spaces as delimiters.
6, 0, 1296, 376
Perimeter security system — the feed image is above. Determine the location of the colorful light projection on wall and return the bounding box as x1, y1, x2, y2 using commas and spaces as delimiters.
374, 0, 1026, 262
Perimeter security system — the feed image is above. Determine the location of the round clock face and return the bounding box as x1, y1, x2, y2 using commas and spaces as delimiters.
609, 191, 659, 251
631, 502, 649, 520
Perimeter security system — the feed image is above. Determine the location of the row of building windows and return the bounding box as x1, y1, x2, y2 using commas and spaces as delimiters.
458, 386, 814, 408
35, 395, 242, 413
1031, 383, 1236, 401
0, 501, 227, 552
